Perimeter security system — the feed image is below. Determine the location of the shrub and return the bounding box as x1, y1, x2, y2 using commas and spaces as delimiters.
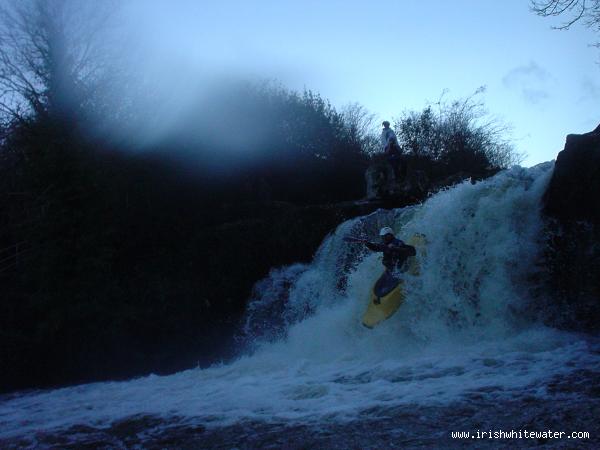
394, 88, 524, 172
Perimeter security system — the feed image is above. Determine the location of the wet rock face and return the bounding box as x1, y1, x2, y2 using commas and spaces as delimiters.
365, 160, 399, 200
365, 159, 430, 202
541, 124, 600, 333
543, 123, 600, 224
365, 153, 500, 204
541, 220, 600, 332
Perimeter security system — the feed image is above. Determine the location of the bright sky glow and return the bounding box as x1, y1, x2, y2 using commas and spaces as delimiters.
124, 0, 599, 166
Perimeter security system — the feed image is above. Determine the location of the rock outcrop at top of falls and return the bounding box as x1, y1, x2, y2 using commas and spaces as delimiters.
543, 123, 600, 225
365, 154, 500, 204
541, 123, 600, 333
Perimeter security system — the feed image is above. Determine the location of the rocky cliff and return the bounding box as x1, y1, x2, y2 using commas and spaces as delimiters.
542, 124, 600, 332
544, 124, 600, 224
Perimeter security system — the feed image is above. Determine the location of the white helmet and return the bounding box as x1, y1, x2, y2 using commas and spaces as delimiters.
379, 227, 394, 237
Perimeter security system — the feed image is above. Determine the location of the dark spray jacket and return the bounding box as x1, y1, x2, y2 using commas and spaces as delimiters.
366, 238, 416, 273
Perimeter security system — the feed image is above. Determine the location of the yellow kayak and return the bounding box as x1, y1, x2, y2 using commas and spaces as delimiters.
362, 233, 425, 329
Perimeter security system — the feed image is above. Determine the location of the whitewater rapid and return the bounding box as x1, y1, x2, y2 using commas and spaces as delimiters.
2, 163, 599, 442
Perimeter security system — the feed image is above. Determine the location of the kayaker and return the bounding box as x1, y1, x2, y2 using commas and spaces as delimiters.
365, 227, 416, 272
352, 227, 416, 304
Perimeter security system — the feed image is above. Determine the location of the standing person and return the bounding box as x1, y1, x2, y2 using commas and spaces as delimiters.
381, 121, 402, 179
380, 121, 398, 151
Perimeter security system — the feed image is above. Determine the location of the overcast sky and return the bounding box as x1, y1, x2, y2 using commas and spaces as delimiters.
122, 0, 599, 166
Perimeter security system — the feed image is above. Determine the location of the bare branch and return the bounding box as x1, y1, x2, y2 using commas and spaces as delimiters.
531, 0, 600, 29
531, 0, 600, 58
0, 0, 117, 124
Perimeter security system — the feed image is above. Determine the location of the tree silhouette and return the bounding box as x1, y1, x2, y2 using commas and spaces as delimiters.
0, 0, 115, 125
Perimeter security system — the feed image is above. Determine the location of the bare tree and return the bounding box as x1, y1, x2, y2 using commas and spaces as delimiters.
340, 102, 379, 155
531, 0, 600, 48
0, 0, 115, 125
